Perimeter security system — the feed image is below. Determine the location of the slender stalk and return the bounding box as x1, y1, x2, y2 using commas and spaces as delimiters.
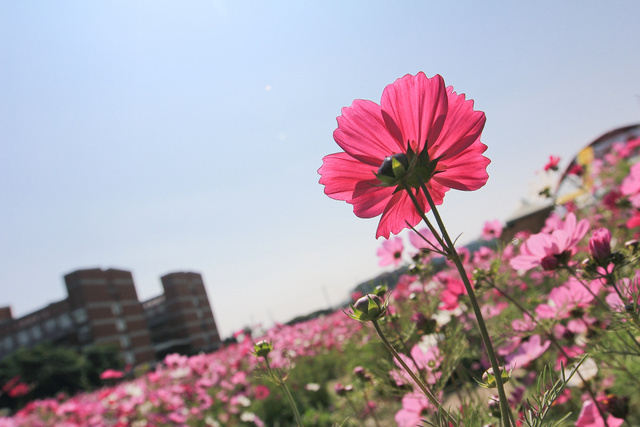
344, 395, 360, 420
264, 357, 304, 427
361, 388, 382, 427
415, 181, 513, 427
402, 186, 448, 252
372, 320, 457, 426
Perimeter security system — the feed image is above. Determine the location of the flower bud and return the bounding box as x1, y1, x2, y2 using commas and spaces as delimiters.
378, 153, 409, 179
353, 366, 372, 382
479, 367, 511, 389
589, 227, 612, 264
346, 294, 388, 322
334, 383, 353, 396
252, 340, 273, 358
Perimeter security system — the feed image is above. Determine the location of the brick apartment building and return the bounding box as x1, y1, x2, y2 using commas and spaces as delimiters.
0, 269, 221, 365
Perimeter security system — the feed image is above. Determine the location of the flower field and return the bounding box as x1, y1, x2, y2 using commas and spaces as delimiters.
2, 73, 640, 426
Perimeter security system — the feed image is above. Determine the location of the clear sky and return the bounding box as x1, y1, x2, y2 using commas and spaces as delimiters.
1, 1, 639, 339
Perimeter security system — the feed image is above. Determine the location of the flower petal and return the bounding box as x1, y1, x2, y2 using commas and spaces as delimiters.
333, 99, 402, 165
318, 152, 379, 201
429, 86, 486, 160
433, 141, 490, 191
380, 73, 448, 153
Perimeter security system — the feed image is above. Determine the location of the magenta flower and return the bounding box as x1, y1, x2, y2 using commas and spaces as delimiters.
395, 391, 433, 427
510, 212, 589, 271
505, 335, 551, 369
589, 227, 612, 264
481, 219, 503, 240
408, 227, 442, 253
376, 236, 404, 266
621, 162, 640, 207
544, 155, 560, 171
99, 369, 124, 380
535, 278, 594, 320
319, 72, 490, 238
576, 399, 624, 427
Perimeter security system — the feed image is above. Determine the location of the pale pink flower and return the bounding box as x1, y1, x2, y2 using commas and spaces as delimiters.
621, 162, 640, 208
395, 391, 433, 427
510, 212, 589, 271
390, 342, 442, 387
408, 227, 442, 253
481, 219, 503, 240
535, 278, 595, 320
376, 236, 404, 266
575, 399, 624, 427
505, 335, 551, 369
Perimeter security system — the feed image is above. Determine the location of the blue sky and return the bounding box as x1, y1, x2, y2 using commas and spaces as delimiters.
1, 1, 639, 338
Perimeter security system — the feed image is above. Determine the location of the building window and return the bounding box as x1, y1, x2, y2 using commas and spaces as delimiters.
30, 325, 43, 341
120, 335, 131, 349
44, 318, 56, 332
115, 319, 127, 332
73, 308, 88, 324
17, 331, 29, 346
59, 314, 73, 329
192, 297, 199, 307
111, 303, 122, 316
3, 337, 13, 351
78, 325, 91, 343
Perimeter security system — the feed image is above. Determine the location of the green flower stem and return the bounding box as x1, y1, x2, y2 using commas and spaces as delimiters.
372, 320, 457, 426
361, 388, 382, 427
402, 187, 449, 253
416, 182, 513, 427
389, 315, 424, 379
344, 395, 360, 420
264, 357, 304, 427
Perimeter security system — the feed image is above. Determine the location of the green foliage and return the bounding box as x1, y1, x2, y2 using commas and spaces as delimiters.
83, 344, 124, 388
520, 357, 586, 427
0, 343, 124, 411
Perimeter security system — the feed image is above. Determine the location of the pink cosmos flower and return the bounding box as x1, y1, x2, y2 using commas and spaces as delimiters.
319, 72, 490, 238
575, 399, 624, 427
376, 236, 404, 266
544, 155, 560, 171
100, 369, 124, 380
390, 341, 442, 388
510, 212, 589, 271
395, 391, 433, 427
505, 335, 551, 369
621, 162, 640, 208
589, 227, 612, 263
408, 227, 442, 253
439, 277, 466, 311
481, 219, 503, 240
